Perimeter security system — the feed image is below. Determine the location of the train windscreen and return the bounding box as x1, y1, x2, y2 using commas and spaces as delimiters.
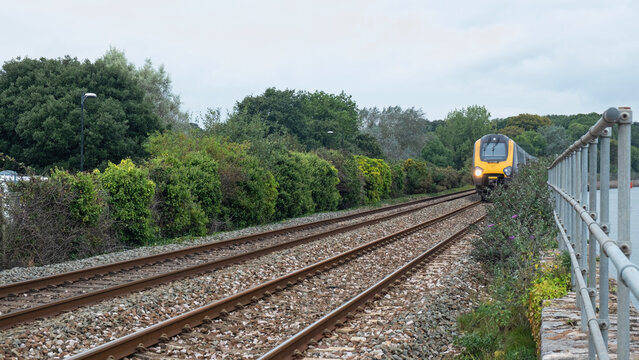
480, 141, 508, 162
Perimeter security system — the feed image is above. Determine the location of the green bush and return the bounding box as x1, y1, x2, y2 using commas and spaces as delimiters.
354, 155, 392, 204
270, 151, 315, 219
403, 158, 434, 194
51, 169, 105, 225
2, 174, 116, 268
300, 152, 340, 212
147, 132, 277, 228
315, 148, 364, 209
526, 254, 570, 345
389, 162, 405, 197
432, 166, 465, 191
456, 159, 556, 359
180, 152, 222, 225
98, 159, 156, 245
147, 156, 208, 238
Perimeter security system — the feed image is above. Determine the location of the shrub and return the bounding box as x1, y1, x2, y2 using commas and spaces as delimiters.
269, 151, 315, 219
51, 169, 105, 225
456, 159, 556, 359
2, 174, 116, 268
432, 166, 465, 190
146, 132, 277, 228
98, 159, 156, 245
354, 155, 392, 204
299, 152, 340, 212
181, 151, 222, 223
403, 158, 434, 194
315, 148, 364, 209
526, 254, 570, 345
147, 156, 208, 238
389, 162, 405, 197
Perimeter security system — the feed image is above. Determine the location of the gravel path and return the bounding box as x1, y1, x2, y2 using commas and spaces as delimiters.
0, 195, 480, 359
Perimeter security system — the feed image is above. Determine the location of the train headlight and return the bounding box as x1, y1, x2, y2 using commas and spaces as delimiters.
473, 167, 483, 178
503, 166, 513, 177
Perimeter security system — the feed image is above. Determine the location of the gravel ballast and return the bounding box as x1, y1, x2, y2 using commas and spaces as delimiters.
0, 194, 482, 359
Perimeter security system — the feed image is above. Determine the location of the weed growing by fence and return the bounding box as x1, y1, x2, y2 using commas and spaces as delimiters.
457, 159, 558, 359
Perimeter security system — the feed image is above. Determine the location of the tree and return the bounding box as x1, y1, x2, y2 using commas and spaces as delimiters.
505, 113, 550, 131
515, 131, 547, 157
538, 125, 570, 156
436, 105, 494, 169
420, 133, 453, 167
359, 106, 434, 161
0, 56, 162, 171
499, 125, 524, 139
233, 88, 363, 152
101, 47, 190, 131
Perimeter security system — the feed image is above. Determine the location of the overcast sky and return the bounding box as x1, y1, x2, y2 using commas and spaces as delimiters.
1, 0, 637, 121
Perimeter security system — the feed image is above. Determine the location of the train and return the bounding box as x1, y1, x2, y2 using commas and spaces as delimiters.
471, 134, 534, 198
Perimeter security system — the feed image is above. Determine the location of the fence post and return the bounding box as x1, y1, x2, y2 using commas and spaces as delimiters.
616, 108, 632, 360
599, 127, 611, 348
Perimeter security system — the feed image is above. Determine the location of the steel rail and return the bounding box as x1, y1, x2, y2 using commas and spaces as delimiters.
66, 201, 482, 360
0, 189, 475, 298
0, 193, 477, 330
260, 215, 485, 360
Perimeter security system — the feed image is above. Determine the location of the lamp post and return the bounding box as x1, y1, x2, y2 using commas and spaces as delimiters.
80, 92, 97, 171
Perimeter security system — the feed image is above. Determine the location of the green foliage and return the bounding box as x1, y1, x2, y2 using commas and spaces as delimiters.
436, 105, 494, 168
98, 159, 156, 245
0, 55, 162, 171
146, 132, 277, 228
101, 47, 190, 131
420, 133, 454, 167
526, 256, 570, 345
457, 159, 557, 359
300, 152, 341, 212
147, 156, 208, 238
514, 130, 547, 157
359, 106, 433, 161
233, 88, 360, 152
499, 125, 524, 139
315, 148, 365, 209
389, 162, 405, 197
537, 125, 570, 156
354, 133, 384, 158
403, 158, 434, 194
354, 155, 392, 204
51, 169, 105, 225
506, 114, 551, 131
181, 152, 222, 221
269, 151, 315, 219
2, 174, 116, 268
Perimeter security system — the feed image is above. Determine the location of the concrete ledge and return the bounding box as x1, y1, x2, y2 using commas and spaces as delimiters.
540, 283, 639, 359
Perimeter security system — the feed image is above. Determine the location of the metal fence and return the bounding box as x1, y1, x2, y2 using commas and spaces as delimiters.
547, 106, 636, 360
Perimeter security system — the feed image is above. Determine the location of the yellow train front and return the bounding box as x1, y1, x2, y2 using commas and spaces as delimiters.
471, 134, 533, 198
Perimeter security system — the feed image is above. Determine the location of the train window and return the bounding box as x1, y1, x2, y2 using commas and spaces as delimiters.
480, 142, 508, 161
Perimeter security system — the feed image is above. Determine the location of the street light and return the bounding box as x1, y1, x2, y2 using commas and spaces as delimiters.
80, 92, 97, 171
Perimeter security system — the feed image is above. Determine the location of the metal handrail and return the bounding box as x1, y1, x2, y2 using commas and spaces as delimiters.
547, 106, 634, 360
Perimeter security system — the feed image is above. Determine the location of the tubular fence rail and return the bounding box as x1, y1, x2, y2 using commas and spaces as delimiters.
548, 106, 636, 360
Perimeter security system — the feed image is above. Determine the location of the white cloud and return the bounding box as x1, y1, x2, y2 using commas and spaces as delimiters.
1, 0, 637, 120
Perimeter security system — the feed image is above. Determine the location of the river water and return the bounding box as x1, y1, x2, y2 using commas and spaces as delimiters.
592, 188, 638, 305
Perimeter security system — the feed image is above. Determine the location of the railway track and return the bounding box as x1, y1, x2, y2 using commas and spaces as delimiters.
0, 190, 476, 330
63, 200, 485, 360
